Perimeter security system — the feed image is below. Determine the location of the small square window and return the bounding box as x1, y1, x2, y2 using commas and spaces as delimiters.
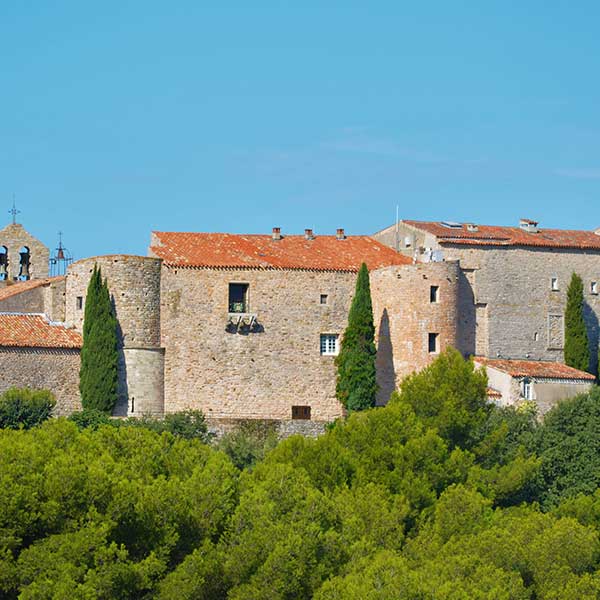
592, 282, 598, 295
430, 285, 439, 303
292, 405, 311, 420
404, 236, 412, 248
428, 332, 439, 354
76, 296, 83, 310
320, 294, 328, 305
229, 283, 249, 313
320, 334, 339, 356
551, 277, 559, 291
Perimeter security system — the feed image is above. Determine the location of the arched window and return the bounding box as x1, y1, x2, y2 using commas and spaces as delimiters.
18, 246, 30, 281
0, 246, 7, 281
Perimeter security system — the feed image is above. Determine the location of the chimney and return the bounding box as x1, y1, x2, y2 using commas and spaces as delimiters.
272, 227, 281, 241
304, 228, 314, 240
519, 218, 539, 233
466, 223, 479, 232
336, 228, 346, 240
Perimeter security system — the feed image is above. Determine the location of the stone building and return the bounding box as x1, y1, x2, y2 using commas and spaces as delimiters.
374, 218, 600, 365
0, 217, 597, 421
473, 357, 595, 415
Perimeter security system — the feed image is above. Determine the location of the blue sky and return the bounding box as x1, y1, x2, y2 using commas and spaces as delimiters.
1, 2, 599, 259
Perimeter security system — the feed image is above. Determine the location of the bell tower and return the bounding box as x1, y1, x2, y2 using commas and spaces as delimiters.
0, 203, 50, 285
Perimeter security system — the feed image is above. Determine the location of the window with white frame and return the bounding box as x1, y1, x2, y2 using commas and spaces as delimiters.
521, 378, 533, 400
551, 277, 559, 291
320, 334, 339, 356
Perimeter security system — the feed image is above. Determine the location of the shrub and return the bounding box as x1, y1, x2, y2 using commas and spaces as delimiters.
0, 387, 56, 429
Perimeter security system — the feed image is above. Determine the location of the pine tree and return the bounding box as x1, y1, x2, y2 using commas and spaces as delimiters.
79, 266, 119, 412
564, 272, 591, 373
335, 262, 377, 411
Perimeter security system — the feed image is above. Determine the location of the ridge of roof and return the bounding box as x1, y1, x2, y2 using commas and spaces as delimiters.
150, 231, 412, 271
401, 220, 600, 250
0, 313, 81, 349
474, 357, 596, 380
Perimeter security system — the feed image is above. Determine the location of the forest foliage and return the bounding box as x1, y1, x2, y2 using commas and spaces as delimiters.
2, 348, 600, 598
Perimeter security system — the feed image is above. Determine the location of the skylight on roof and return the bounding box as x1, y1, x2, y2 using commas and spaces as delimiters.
440, 221, 462, 229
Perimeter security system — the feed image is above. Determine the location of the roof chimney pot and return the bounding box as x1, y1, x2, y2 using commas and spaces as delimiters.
304, 228, 314, 240
272, 227, 281, 241
336, 228, 346, 240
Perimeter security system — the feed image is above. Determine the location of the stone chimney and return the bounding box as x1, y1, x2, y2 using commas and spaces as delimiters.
304, 228, 314, 240
336, 228, 346, 240
272, 227, 281, 241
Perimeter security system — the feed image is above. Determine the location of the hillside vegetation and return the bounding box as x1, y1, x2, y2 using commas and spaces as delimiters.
2, 349, 600, 598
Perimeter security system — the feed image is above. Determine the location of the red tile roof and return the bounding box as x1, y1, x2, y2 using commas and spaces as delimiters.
0, 277, 64, 302
150, 232, 412, 271
487, 387, 503, 399
474, 357, 595, 380
0, 314, 82, 349
402, 220, 600, 250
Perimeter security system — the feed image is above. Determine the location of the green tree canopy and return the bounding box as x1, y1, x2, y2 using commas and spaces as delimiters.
335, 262, 377, 412
79, 265, 119, 413
392, 347, 489, 449
564, 272, 591, 373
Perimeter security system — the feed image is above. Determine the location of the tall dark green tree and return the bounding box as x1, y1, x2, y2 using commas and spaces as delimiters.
335, 262, 377, 411
564, 272, 590, 373
79, 265, 119, 413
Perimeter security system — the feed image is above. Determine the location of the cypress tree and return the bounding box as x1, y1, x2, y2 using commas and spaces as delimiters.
335, 262, 377, 411
564, 272, 591, 373
79, 266, 119, 413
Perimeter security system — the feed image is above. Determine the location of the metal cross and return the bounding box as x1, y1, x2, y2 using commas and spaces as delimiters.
9, 198, 20, 224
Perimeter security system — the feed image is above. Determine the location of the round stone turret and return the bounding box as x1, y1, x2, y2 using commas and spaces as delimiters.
66, 255, 164, 417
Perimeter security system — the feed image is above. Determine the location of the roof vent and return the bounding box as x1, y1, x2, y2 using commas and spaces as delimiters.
304, 228, 314, 240
466, 223, 479, 232
272, 227, 282, 241
519, 219, 539, 233
336, 228, 346, 240
441, 221, 462, 229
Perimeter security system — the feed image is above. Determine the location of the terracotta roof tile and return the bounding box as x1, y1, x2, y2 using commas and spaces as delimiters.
0, 314, 82, 349
474, 357, 595, 380
403, 220, 600, 250
487, 387, 503, 399
150, 232, 411, 271
0, 277, 64, 302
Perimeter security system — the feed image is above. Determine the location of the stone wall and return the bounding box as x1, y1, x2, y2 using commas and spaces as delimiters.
0, 347, 81, 415
66, 255, 163, 415
0, 223, 49, 282
207, 417, 327, 439
0, 279, 66, 321
442, 244, 600, 367
370, 261, 461, 403
160, 267, 357, 421
372, 222, 440, 259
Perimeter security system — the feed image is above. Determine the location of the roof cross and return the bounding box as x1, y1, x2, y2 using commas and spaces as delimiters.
9, 198, 20, 225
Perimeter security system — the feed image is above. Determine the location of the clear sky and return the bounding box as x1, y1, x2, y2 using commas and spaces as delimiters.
1, 2, 599, 259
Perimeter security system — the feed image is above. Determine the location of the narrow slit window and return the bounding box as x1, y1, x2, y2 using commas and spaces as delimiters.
229, 283, 249, 313
76, 296, 83, 310
428, 332, 439, 354
430, 285, 439, 303
592, 282, 598, 295
551, 277, 559, 291
320, 294, 328, 305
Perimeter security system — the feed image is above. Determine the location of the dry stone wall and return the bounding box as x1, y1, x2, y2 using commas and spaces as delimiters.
160, 267, 357, 421
0, 347, 81, 415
